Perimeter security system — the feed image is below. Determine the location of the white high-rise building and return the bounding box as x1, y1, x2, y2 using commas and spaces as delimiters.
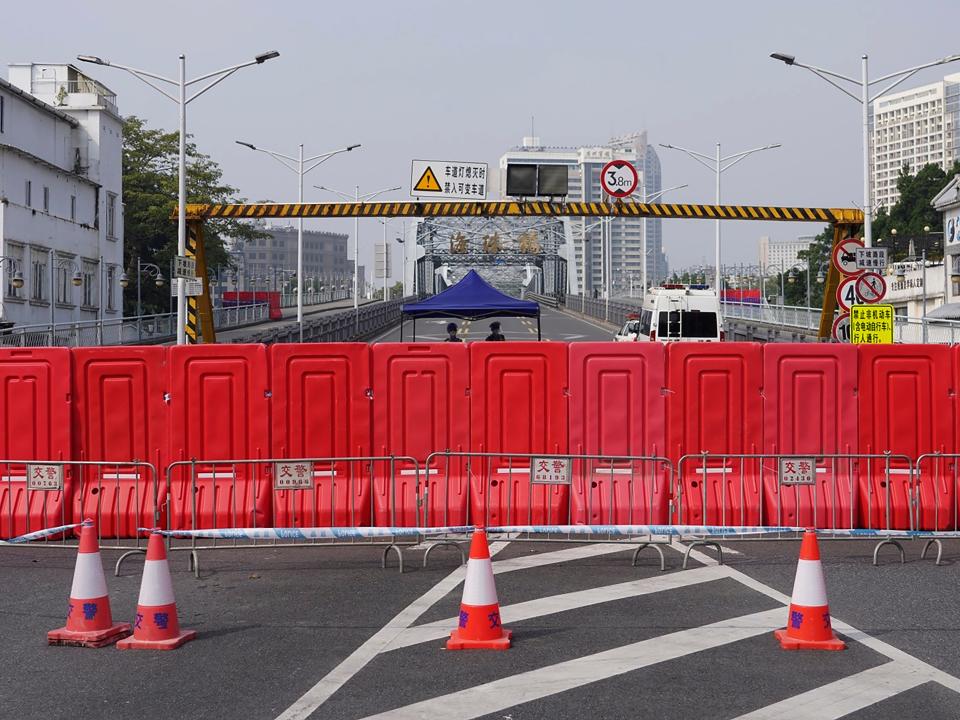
1, 63, 124, 330
872, 72, 960, 210
498, 132, 665, 296
759, 235, 814, 273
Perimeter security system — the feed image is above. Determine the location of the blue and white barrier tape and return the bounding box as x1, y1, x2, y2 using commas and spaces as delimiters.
0, 522, 82, 545
486, 524, 800, 537
142, 525, 476, 541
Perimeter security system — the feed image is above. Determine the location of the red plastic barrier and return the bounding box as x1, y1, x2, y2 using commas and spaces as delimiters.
859, 345, 953, 530
168, 345, 270, 530
668, 343, 763, 525
72, 347, 167, 538
372, 343, 470, 526
762, 344, 858, 528
568, 343, 667, 524
270, 344, 371, 527
470, 342, 568, 526
0, 348, 72, 538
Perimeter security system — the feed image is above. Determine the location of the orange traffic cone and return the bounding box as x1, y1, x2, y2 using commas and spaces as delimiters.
774, 530, 846, 651
447, 529, 512, 650
117, 530, 196, 651
48, 518, 132, 648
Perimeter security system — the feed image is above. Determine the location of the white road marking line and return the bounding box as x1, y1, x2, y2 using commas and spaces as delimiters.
273, 542, 507, 720
384, 564, 728, 651
732, 661, 929, 720
274, 541, 635, 720
357, 609, 785, 720
675, 544, 960, 695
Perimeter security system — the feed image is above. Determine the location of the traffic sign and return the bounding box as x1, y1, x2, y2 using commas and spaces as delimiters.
836, 276, 859, 312
832, 313, 851, 342
174, 255, 197, 279
600, 160, 639, 198
855, 272, 886, 304
170, 279, 203, 297
855, 247, 887, 271
410, 160, 487, 200
851, 304, 894, 344
831, 238, 864, 276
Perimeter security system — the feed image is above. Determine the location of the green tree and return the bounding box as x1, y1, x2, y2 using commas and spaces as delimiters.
873, 161, 960, 260
122, 116, 265, 314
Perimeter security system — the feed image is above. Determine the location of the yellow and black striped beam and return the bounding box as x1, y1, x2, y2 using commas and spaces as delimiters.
184, 225, 200, 344
181, 201, 863, 224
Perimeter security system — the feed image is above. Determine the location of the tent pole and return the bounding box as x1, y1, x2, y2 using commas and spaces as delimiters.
400, 316, 403, 342
413, 317, 416, 341
537, 311, 541, 340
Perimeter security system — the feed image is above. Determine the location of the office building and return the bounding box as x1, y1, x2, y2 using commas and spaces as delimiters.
1, 63, 124, 329
759, 235, 814, 273
498, 131, 666, 296
230, 224, 351, 292
872, 73, 960, 210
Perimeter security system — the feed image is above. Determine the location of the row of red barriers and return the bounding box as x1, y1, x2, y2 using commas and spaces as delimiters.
0, 342, 955, 538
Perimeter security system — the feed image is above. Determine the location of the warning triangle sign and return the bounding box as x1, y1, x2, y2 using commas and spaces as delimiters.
414, 166, 442, 193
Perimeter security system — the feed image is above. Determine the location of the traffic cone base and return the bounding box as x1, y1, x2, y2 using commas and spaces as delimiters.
448, 627, 513, 650
117, 532, 195, 651
775, 531, 846, 652
446, 530, 512, 650
48, 619, 132, 648
116, 629, 197, 651
48, 519, 131, 648
774, 627, 845, 651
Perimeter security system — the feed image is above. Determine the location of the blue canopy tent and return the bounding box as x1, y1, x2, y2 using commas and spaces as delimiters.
401, 269, 541, 340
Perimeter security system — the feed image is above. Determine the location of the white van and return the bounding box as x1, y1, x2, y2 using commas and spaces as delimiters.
615, 285, 724, 343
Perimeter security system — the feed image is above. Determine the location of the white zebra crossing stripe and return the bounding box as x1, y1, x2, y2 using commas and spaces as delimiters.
357, 609, 785, 720
731, 662, 929, 719
384, 564, 727, 651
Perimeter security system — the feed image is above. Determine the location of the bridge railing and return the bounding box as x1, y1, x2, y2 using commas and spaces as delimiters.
0, 303, 269, 347
721, 301, 821, 331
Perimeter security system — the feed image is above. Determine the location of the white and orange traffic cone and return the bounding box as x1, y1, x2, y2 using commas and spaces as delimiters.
774, 529, 846, 651
48, 518, 132, 648
117, 530, 196, 651
447, 529, 512, 650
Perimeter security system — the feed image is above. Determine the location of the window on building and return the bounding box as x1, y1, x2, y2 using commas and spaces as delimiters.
31, 256, 47, 302
0, 95, 4, 133
106, 266, 116, 311
70, 195, 76, 222
25, 180, 31, 207
106, 192, 117, 239
82, 260, 97, 307
43, 186, 50, 213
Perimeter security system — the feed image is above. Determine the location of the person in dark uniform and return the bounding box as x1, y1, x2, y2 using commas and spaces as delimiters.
485, 320, 506, 341
445, 322, 462, 342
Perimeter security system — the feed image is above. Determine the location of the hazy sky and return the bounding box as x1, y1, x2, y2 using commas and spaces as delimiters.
5, 0, 960, 280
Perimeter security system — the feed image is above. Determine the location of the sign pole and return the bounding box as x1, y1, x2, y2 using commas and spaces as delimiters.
818, 223, 848, 340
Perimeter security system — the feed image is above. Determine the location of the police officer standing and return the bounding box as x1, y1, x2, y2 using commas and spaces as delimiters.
485, 320, 506, 341
445, 322, 462, 342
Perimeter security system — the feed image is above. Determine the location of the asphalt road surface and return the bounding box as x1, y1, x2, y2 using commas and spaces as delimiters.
4, 536, 960, 719
372, 305, 615, 343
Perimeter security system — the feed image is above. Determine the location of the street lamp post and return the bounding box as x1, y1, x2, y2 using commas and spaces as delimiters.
660, 142, 780, 294
315, 184, 401, 331
47, 250, 83, 342
236, 140, 359, 342
640, 183, 688, 296
79, 50, 280, 345
770, 51, 960, 248
125, 259, 165, 341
